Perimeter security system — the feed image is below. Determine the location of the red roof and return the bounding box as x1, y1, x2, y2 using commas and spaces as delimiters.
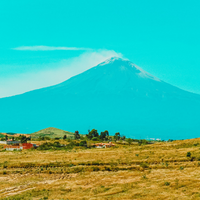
4, 143, 36, 149
4, 145, 20, 149
91, 142, 115, 147
22, 143, 34, 149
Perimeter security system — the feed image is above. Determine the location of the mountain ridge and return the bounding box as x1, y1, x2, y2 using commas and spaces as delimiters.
1, 57, 199, 99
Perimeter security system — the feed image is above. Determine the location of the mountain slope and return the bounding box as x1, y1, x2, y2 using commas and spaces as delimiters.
0, 57, 200, 140
18, 57, 198, 99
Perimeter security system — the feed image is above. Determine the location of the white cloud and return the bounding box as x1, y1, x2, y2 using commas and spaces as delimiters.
0, 50, 123, 98
12, 46, 92, 51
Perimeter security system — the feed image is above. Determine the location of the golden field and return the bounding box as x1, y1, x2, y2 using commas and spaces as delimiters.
1, 138, 200, 199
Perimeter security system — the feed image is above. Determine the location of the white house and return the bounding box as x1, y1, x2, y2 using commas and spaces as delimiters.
0, 140, 20, 145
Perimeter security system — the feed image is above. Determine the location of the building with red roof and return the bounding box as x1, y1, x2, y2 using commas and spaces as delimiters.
4, 143, 38, 151
91, 142, 115, 148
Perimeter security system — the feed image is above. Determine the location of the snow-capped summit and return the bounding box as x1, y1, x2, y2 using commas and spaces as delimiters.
43, 57, 186, 98
95, 57, 160, 82
98, 57, 126, 66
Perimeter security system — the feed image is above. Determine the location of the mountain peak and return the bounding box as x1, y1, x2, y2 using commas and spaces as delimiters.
96, 57, 160, 82
98, 57, 126, 66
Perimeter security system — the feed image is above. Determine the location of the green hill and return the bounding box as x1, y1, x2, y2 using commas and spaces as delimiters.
31, 127, 74, 139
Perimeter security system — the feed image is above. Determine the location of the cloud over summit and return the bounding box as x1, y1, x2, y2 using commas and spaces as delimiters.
0, 50, 122, 98
12, 46, 92, 51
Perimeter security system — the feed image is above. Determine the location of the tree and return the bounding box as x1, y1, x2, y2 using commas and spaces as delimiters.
114, 132, 120, 141
127, 138, 132, 145
63, 135, 67, 140
87, 129, 98, 140
138, 139, 148, 145
19, 135, 27, 143
74, 131, 80, 140
187, 152, 191, 157
80, 135, 85, 140
79, 140, 87, 146
12, 137, 15, 141
121, 135, 126, 141
5, 135, 8, 141
100, 130, 109, 140
38, 136, 44, 141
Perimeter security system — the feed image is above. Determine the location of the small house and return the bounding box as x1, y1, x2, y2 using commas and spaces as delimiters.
92, 142, 115, 148
4, 143, 38, 151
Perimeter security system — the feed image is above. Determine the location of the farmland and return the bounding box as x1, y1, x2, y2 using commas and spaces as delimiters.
1, 138, 200, 199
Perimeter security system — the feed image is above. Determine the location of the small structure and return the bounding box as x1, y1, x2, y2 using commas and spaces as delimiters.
4, 143, 38, 151
0, 140, 20, 145
92, 142, 115, 148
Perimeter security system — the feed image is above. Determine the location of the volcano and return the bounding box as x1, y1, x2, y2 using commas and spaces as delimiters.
0, 57, 200, 139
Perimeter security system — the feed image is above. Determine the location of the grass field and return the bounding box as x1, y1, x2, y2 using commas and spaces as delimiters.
1, 138, 200, 199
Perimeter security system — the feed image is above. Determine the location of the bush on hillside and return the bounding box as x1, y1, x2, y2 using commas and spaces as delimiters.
74, 131, 80, 140
140, 162, 149, 169
37, 141, 76, 150
79, 140, 87, 146
187, 152, 191, 157
63, 135, 67, 140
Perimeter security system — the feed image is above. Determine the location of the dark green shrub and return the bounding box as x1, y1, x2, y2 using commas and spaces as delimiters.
187, 152, 191, 157
63, 135, 67, 140
126, 138, 132, 145
164, 182, 170, 186
190, 157, 195, 161
3, 162, 8, 168
140, 162, 149, 169
74, 131, 80, 140
92, 137, 98, 141
92, 166, 100, 171
138, 139, 148, 145
79, 140, 87, 146
142, 174, 147, 179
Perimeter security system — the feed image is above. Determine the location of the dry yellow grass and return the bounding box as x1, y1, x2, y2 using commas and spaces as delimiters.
1, 138, 200, 199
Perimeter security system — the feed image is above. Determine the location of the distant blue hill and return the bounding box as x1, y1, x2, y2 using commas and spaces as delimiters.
0, 57, 200, 140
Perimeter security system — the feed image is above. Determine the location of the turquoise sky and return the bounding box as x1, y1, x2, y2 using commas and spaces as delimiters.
0, 0, 200, 97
